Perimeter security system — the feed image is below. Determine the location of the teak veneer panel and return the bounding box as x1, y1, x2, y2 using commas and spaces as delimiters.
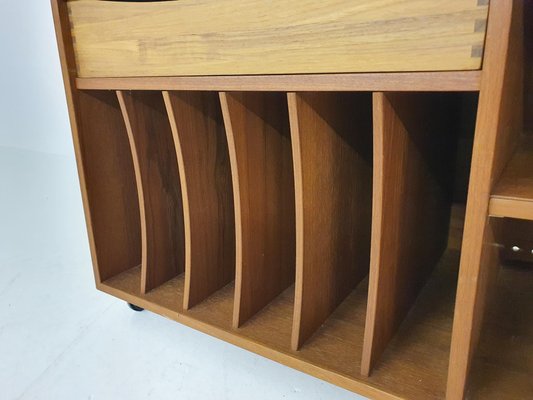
52, 0, 143, 286
67, 0, 489, 77
75, 71, 482, 93
489, 136, 533, 221
76, 90, 142, 282
447, 1, 525, 398
220, 92, 295, 329
163, 91, 235, 309
362, 92, 459, 377
117, 90, 185, 293
288, 92, 373, 350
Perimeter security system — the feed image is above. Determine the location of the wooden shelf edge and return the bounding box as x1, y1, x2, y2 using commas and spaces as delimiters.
75, 71, 481, 92
489, 197, 533, 220
490, 136, 533, 221
96, 279, 403, 400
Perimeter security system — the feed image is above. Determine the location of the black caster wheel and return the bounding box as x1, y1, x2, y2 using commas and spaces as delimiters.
128, 303, 144, 312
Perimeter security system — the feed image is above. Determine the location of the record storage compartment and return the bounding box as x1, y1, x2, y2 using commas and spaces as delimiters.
53, 1, 532, 399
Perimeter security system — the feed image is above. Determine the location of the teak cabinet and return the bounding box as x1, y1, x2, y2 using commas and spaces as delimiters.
52, 1, 532, 399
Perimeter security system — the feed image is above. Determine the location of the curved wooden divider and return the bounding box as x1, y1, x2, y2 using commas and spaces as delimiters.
117, 90, 185, 294
361, 92, 460, 376
77, 90, 141, 283
288, 92, 373, 351
163, 91, 235, 310
220, 91, 295, 329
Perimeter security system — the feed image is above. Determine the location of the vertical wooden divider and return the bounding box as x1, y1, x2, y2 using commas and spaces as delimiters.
219, 92, 295, 329
117, 90, 185, 294
163, 91, 235, 310
447, 1, 524, 398
361, 92, 459, 376
288, 92, 373, 351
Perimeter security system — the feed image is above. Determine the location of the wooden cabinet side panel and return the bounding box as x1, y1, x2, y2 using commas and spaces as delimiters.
51, 0, 141, 283
447, 1, 524, 398
78, 91, 142, 281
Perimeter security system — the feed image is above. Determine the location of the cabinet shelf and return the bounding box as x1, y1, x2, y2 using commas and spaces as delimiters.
74, 72, 482, 93
490, 136, 533, 221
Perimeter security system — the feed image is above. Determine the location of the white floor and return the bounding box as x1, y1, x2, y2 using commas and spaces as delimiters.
0, 146, 364, 400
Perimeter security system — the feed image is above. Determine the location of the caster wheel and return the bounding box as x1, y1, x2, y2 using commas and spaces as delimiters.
128, 303, 144, 312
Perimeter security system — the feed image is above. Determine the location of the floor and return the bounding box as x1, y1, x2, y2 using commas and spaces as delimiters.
0, 146, 364, 400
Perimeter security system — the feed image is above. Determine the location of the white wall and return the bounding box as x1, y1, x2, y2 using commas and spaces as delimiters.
0, 0, 72, 156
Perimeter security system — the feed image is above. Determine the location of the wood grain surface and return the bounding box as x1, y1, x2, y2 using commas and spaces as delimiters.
489, 136, 533, 221
288, 92, 373, 350
163, 91, 235, 309
99, 223, 518, 400
362, 92, 459, 377
220, 92, 295, 329
53, 0, 532, 399
75, 71, 482, 93
117, 90, 185, 293
67, 0, 488, 77
77, 91, 142, 282
51, 0, 141, 284
447, 1, 525, 398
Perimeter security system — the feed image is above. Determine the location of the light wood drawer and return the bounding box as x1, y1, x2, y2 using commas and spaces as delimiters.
68, 0, 489, 78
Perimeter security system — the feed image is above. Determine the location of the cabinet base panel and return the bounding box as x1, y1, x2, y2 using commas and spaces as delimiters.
99, 250, 464, 400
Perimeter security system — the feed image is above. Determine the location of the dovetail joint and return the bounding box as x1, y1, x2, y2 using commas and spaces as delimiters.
471, 44, 484, 58
474, 19, 487, 33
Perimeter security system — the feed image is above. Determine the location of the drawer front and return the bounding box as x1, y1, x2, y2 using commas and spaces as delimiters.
68, 0, 489, 78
